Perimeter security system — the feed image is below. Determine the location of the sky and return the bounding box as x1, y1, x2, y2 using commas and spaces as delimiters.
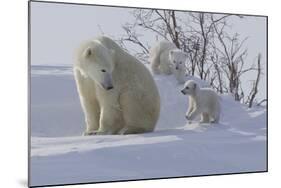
30, 2, 134, 65
30, 1, 267, 100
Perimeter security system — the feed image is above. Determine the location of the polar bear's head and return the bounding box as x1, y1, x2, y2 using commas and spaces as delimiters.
77, 41, 115, 90
169, 49, 188, 70
181, 80, 198, 95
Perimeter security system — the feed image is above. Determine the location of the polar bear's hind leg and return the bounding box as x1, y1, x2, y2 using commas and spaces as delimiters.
211, 114, 220, 123
159, 52, 172, 75
200, 113, 210, 123
210, 104, 220, 123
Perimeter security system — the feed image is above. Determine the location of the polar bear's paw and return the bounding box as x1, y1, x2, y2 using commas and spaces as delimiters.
83, 130, 115, 136
95, 131, 111, 135
83, 130, 98, 136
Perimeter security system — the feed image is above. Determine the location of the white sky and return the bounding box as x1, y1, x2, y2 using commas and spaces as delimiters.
30, 2, 134, 65
30, 1, 267, 100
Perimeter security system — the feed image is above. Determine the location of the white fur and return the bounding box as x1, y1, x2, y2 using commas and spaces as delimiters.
169, 49, 188, 84
74, 36, 160, 135
149, 41, 187, 84
149, 41, 176, 75
181, 80, 220, 123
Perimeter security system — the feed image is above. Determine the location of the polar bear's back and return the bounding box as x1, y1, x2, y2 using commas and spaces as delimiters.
198, 88, 220, 112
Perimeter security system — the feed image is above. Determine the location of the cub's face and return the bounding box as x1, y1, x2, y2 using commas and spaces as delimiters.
169, 50, 188, 70
78, 42, 115, 90
181, 80, 197, 95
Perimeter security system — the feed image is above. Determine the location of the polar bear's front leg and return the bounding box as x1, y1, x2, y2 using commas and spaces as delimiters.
74, 69, 100, 136
186, 106, 194, 119
160, 53, 172, 75
175, 70, 186, 84
81, 101, 102, 136
96, 107, 124, 135
186, 97, 195, 119
186, 108, 201, 121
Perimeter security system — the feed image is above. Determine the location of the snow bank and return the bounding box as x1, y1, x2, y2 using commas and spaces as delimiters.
30, 65, 267, 187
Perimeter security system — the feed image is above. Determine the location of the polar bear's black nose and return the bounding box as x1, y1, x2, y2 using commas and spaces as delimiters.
181, 90, 186, 95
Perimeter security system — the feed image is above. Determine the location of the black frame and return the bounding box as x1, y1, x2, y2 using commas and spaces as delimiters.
28, 0, 268, 187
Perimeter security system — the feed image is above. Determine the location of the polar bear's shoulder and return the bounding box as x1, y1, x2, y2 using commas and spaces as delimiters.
199, 88, 219, 99
94, 36, 122, 51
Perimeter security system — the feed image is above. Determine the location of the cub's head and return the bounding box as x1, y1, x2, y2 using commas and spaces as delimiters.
181, 80, 198, 95
169, 49, 188, 70
76, 41, 115, 90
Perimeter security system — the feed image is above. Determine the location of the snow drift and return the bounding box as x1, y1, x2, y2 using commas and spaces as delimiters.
30, 65, 267, 187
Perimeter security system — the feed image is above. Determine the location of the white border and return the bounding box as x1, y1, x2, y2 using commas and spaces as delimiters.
1, 0, 279, 188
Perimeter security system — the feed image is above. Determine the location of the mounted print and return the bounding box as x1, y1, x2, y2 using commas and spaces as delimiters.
28, 0, 268, 187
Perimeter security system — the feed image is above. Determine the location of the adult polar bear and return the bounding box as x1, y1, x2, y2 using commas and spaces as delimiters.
74, 36, 160, 135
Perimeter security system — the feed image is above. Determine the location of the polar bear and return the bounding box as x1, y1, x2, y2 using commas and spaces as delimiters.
181, 80, 220, 123
74, 36, 160, 135
149, 40, 187, 84
149, 40, 176, 75
169, 49, 187, 84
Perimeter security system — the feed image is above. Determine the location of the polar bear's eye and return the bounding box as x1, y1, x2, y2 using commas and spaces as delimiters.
173, 60, 176, 64
101, 69, 106, 73
186, 86, 189, 89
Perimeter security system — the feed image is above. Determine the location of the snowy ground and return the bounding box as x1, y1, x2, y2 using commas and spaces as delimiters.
30, 65, 267, 187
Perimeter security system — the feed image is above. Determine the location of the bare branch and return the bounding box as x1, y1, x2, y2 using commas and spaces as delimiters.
247, 53, 262, 108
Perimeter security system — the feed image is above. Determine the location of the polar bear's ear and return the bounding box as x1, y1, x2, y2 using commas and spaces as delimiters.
83, 47, 92, 58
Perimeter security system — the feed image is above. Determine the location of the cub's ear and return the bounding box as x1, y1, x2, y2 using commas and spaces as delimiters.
83, 47, 92, 58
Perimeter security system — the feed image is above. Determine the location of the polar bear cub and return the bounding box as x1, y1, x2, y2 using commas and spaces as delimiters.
181, 80, 220, 123
149, 41, 187, 84
169, 49, 187, 84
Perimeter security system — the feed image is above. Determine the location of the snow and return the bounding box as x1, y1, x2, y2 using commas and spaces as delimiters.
30, 65, 267, 187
